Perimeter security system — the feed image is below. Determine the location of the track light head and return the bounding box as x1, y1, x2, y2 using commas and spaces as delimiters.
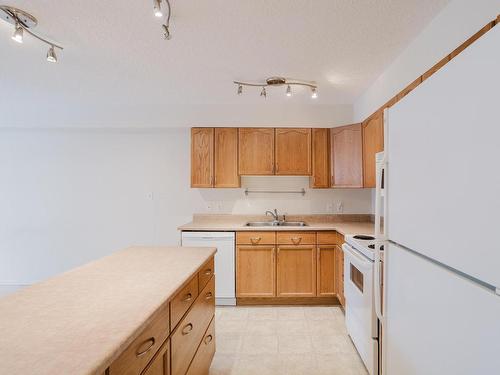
286, 85, 292, 97
46, 45, 57, 63
260, 87, 267, 98
12, 22, 23, 43
237, 84, 243, 95
311, 87, 318, 99
153, 0, 163, 17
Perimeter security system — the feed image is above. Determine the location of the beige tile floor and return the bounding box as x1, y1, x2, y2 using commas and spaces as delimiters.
210, 306, 368, 375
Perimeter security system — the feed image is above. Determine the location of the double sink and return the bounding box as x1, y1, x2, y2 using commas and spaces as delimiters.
245, 221, 308, 227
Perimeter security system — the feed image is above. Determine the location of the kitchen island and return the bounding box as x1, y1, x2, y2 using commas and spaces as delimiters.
0, 246, 216, 375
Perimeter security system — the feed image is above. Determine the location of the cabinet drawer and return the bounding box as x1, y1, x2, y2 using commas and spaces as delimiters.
186, 317, 216, 375
171, 276, 215, 375
171, 275, 199, 329
198, 257, 214, 291
317, 231, 339, 245
109, 302, 170, 375
236, 231, 275, 245
277, 232, 316, 245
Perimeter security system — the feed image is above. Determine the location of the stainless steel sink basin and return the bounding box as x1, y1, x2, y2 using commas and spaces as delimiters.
245, 221, 307, 227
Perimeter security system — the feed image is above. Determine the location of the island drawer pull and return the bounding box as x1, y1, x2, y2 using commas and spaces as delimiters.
182, 293, 193, 302
136, 337, 155, 357
250, 237, 262, 245
205, 292, 213, 300
204, 268, 212, 276
182, 323, 194, 335
204, 334, 213, 344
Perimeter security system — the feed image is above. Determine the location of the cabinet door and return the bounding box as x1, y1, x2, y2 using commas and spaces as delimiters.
334, 245, 345, 307
142, 339, 170, 375
238, 128, 275, 175
191, 128, 214, 187
317, 245, 336, 297
277, 245, 316, 297
214, 128, 240, 187
362, 111, 384, 188
236, 245, 275, 297
330, 124, 363, 188
311, 128, 330, 188
275, 128, 312, 175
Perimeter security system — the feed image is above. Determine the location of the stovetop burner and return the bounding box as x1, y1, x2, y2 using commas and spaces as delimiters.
353, 235, 375, 241
368, 244, 384, 251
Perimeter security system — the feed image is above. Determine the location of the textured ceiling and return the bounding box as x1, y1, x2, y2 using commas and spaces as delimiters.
0, 0, 450, 127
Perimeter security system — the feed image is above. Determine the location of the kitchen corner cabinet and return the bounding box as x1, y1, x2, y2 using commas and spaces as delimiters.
330, 124, 363, 188
214, 128, 240, 187
317, 245, 336, 296
311, 128, 330, 188
275, 128, 312, 175
191, 128, 214, 187
362, 111, 384, 188
238, 128, 275, 175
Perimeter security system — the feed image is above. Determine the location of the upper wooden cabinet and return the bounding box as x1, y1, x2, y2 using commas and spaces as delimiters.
238, 128, 275, 175
214, 128, 240, 188
330, 124, 363, 188
362, 111, 384, 188
191, 128, 214, 188
275, 128, 312, 175
311, 128, 330, 188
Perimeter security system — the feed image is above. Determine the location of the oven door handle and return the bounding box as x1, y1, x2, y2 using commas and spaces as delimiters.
342, 244, 373, 270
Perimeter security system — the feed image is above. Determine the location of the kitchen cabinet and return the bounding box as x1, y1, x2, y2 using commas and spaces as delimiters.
142, 339, 170, 375
311, 128, 330, 188
317, 245, 336, 297
236, 244, 276, 297
238, 128, 275, 175
277, 244, 316, 297
191, 128, 214, 188
334, 246, 345, 307
362, 111, 384, 188
275, 128, 312, 175
330, 124, 363, 188
214, 128, 240, 187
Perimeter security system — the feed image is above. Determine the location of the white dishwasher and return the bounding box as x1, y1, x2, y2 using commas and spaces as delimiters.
181, 231, 236, 306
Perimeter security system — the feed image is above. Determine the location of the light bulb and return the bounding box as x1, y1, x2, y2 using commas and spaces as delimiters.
47, 46, 57, 63
237, 84, 243, 95
12, 23, 23, 44
260, 87, 267, 98
311, 87, 318, 99
154, 0, 163, 17
286, 85, 292, 97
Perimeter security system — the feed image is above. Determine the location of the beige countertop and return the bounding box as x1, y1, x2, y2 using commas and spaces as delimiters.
0, 246, 216, 375
178, 214, 375, 236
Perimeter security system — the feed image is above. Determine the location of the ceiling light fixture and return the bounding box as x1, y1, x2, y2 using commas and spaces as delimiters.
234, 77, 317, 99
0, 5, 64, 62
153, 0, 173, 40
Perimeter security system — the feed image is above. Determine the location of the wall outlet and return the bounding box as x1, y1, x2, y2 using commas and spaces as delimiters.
337, 201, 344, 213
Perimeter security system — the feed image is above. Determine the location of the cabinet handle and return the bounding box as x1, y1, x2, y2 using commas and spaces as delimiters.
204, 334, 213, 344
250, 237, 261, 245
136, 337, 155, 357
182, 293, 193, 302
182, 323, 194, 335
205, 291, 213, 300
204, 268, 212, 276
291, 237, 302, 245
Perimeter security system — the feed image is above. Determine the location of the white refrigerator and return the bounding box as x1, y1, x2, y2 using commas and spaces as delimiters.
374, 25, 500, 374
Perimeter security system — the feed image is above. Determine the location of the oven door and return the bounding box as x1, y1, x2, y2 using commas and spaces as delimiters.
342, 242, 378, 375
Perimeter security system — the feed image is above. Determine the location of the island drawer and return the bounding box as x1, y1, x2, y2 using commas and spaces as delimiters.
171, 276, 215, 375
277, 232, 316, 245
109, 301, 170, 375
170, 275, 199, 329
317, 231, 339, 245
198, 257, 214, 290
237, 231, 275, 245
186, 316, 216, 375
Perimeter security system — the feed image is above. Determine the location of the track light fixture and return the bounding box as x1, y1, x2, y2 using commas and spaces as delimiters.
152, 0, 173, 40
234, 77, 317, 99
1, 5, 63, 62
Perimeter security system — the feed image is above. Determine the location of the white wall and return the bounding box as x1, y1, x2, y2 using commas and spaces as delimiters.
353, 0, 500, 122
0, 127, 372, 295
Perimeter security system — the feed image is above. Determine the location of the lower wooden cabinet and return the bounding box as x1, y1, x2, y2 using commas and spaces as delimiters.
334, 245, 345, 307
186, 317, 216, 375
317, 245, 336, 297
277, 245, 316, 297
236, 245, 276, 297
142, 339, 170, 375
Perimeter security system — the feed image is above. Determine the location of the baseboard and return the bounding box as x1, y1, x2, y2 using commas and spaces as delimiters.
216, 297, 237, 306
237, 296, 340, 306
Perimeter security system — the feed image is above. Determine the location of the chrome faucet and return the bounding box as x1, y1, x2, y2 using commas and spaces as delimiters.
265, 209, 280, 224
